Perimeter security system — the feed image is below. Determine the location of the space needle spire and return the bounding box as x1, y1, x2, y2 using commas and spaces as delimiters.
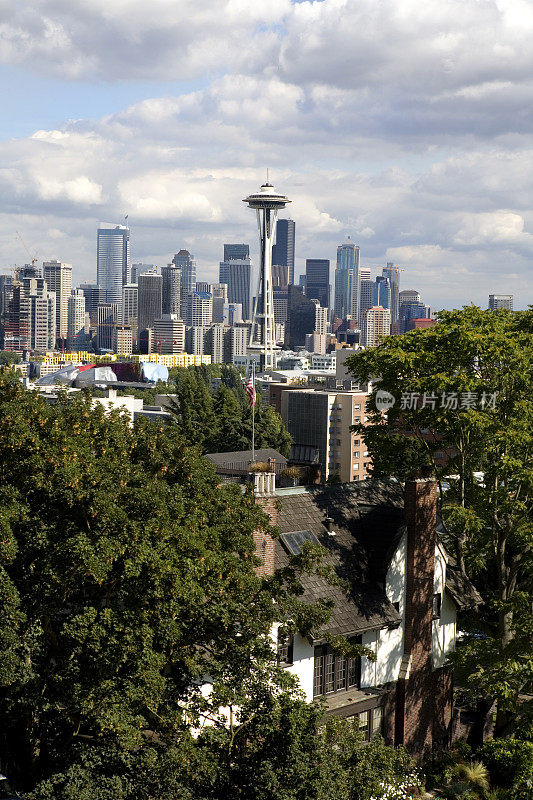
243, 177, 291, 371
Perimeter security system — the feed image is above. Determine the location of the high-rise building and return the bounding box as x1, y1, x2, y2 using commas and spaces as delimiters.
399, 302, 430, 333
245, 182, 291, 370
488, 294, 513, 310
280, 388, 371, 483
113, 326, 133, 355
79, 282, 104, 326
359, 268, 373, 322
224, 324, 249, 364
285, 285, 318, 348
185, 326, 206, 355
334, 238, 360, 321
172, 250, 196, 319
138, 273, 162, 335
5, 275, 56, 351
224, 243, 249, 262
97, 224, 130, 304
362, 306, 391, 347
187, 291, 212, 327
219, 257, 252, 321
131, 263, 154, 284
97, 302, 119, 351
272, 264, 289, 289
314, 302, 328, 335
211, 283, 228, 323
272, 219, 295, 286
161, 264, 181, 317
224, 303, 242, 326
305, 259, 330, 309
0, 275, 14, 348
67, 289, 86, 351
43, 260, 72, 344
153, 315, 185, 354
122, 284, 138, 347
372, 276, 391, 309
204, 323, 225, 364
399, 289, 421, 305
382, 263, 401, 325
273, 288, 289, 325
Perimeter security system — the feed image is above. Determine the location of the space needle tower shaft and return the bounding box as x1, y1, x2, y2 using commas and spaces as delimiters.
243, 178, 291, 371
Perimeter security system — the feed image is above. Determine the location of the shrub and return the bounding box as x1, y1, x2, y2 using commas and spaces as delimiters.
478, 738, 533, 789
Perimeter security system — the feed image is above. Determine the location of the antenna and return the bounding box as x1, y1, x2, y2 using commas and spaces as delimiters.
266, 168, 269, 184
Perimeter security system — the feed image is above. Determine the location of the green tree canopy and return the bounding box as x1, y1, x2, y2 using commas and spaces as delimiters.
345, 306, 533, 735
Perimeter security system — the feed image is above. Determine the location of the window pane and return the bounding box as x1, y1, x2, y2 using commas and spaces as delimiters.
358, 711, 369, 738
372, 706, 383, 737
348, 657, 360, 688
336, 655, 347, 691
314, 653, 324, 698
325, 653, 335, 693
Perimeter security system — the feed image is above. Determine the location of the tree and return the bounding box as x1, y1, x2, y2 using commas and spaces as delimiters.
0, 351, 21, 365
345, 306, 533, 735
207, 385, 249, 453
0, 377, 417, 799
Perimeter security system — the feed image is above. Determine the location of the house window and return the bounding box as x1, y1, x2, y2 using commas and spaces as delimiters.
357, 710, 369, 738
313, 639, 361, 698
372, 705, 383, 737
433, 593, 441, 619
277, 629, 294, 665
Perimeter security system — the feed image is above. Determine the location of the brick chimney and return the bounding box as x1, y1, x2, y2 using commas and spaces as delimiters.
395, 470, 441, 753
251, 468, 277, 578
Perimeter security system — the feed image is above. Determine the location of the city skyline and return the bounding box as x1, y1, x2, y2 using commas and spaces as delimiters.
0, 1, 532, 310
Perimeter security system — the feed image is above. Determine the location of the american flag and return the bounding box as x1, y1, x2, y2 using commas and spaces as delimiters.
245, 373, 256, 408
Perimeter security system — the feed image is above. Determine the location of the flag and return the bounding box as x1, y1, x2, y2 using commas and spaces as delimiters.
245, 373, 256, 408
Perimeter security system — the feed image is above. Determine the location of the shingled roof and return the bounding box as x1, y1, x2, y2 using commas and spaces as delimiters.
274, 479, 480, 642
275, 480, 404, 641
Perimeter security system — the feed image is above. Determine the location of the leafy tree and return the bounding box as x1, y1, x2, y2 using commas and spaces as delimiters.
0, 377, 417, 799
0, 350, 21, 365
207, 385, 249, 453
345, 306, 533, 735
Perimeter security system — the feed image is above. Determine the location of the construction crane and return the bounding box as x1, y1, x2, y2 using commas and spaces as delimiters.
16, 231, 38, 268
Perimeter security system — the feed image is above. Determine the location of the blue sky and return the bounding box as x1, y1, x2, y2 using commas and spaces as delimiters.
0, 0, 532, 310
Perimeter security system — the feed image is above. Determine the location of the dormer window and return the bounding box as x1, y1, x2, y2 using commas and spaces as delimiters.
277, 630, 294, 665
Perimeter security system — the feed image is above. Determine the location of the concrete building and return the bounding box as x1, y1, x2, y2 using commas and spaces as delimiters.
5, 274, 56, 352
79, 282, 104, 326
399, 301, 430, 334
67, 289, 86, 351
113, 326, 133, 355
224, 323, 248, 364
97, 224, 130, 304
185, 326, 206, 355
211, 283, 228, 323
314, 302, 328, 335
272, 219, 295, 286
138, 273, 163, 335
122, 284, 138, 347
488, 294, 513, 310
97, 302, 120, 351
281, 388, 372, 482
204, 323, 225, 363
362, 306, 391, 347
43, 260, 72, 344
372, 276, 391, 309
153, 314, 185, 354
223, 243, 249, 261
187, 291, 212, 327
305, 332, 327, 354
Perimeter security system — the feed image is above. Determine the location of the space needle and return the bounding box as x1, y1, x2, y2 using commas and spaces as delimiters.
243, 177, 291, 371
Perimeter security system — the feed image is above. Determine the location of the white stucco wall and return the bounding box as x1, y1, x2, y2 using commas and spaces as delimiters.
285, 632, 315, 702
432, 543, 457, 668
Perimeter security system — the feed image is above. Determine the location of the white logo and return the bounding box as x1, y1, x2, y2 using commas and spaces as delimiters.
376, 390, 396, 411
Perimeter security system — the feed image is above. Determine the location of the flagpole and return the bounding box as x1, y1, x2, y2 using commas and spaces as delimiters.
252, 361, 255, 463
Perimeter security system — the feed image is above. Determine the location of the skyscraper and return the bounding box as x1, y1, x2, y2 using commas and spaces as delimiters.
219, 256, 252, 321
382, 263, 401, 325
359, 268, 373, 323
334, 238, 360, 321
97, 224, 130, 304
5, 274, 56, 351
186, 292, 213, 327
161, 264, 181, 316
43, 260, 72, 344
138, 273, 162, 335
172, 250, 196, 319
488, 294, 513, 310
79, 282, 104, 326
97, 302, 119, 351
272, 219, 295, 285
362, 306, 391, 347
305, 259, 330, 309
372, 276, 391, 309
67, 289, 86, 351
244, 181, 291, 370
224, 244, 249, 261
122, 284, 138, 346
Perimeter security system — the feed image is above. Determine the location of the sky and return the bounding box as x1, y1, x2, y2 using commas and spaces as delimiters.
0, 0, 532, 310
